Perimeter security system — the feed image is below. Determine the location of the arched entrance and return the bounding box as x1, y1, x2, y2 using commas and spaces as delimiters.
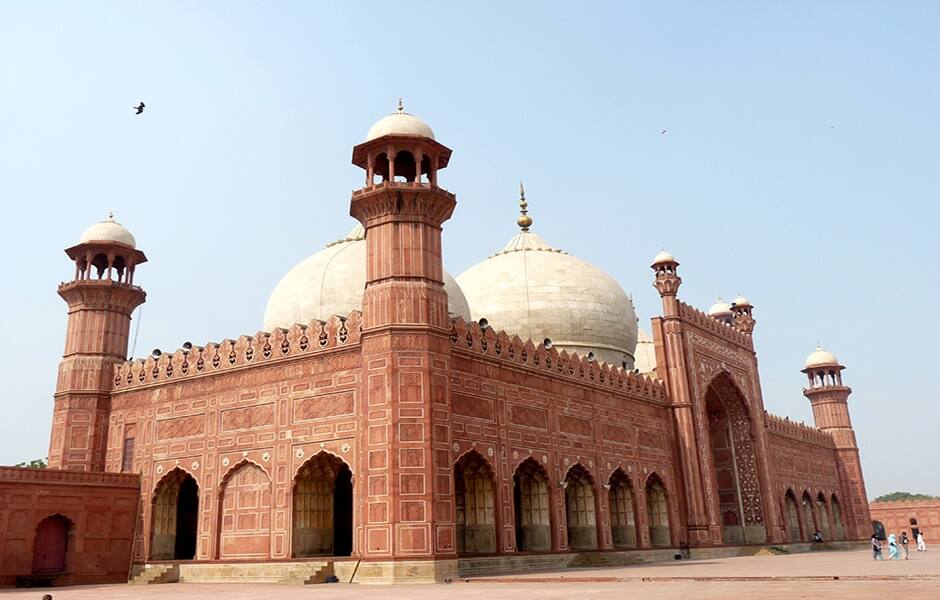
784, 490, 801, 542
32, 515, 71, 573
151, 469, 199, 560
608, 469, 638, 549
704, 373, 766, 544
816, 493, 831, 541
513, 457, 551, 551
455, 451, 497, 555
218, 461, 272, 559
292, 452, 353, 557
645, 474, 671, 547
830, 494, 846, 540
564, 464, 597, 550
872, 520, 886, 540
801, 491, 815, 541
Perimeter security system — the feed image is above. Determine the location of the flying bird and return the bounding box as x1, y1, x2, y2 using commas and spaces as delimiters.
660, 129, 667, 135
133, 102, 145, 115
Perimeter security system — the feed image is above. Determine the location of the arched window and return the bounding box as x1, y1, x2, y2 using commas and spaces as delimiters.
513, 458, 551, 551
646, 475, 671, 547
455, 451, 496, 555
608, 470, 638, 549
564, 464, 597, 550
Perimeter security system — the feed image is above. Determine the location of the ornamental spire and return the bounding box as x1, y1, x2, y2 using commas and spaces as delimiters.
517, 181, 532, 231
397, 97, 404, 113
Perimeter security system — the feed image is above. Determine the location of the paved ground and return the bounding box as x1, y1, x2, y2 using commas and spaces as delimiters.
3, 549, 937, 600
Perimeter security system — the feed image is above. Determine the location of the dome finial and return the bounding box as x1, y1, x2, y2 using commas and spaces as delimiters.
517, 181, 533, 231
397, 97, 404, 113
108, 211, 115, 222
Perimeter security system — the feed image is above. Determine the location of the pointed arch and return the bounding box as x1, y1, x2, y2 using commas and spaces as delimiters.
292, 451, 352, 557
151, 468, 199, 560
32, 514, 73, 574
217, 460, 272, 559
645, 472, 671, 547
455, 450, 497, 555
218, 457, 270, 487
800, 490, 815, 541
291, 449, 353, 484
830, 493, 846, 540
815, 492, 831, 541
784, 488, 801, 542
608, 468, 639, 549
564, 463, 598, 550
512, 457, 552, 551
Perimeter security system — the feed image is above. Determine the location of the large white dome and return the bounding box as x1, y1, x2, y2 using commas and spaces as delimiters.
366, 103, 435, 141
456, 229, 638, 368
263, 224, 471, 331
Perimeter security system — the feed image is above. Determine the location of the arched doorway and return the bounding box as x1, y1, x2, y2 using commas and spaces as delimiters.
704, 373, 766, 545
816, 493, 831, 541
512, 458, 551, 551
872, 520, 886, 541
800, 491, 815, 541
455, 451, 497, 555
645, 474, 671, 547
608, 469, 638, 549
784, 490, 801, 542
292, 452, 353, 557
218, 461, 272, 559
32, 515, 71, 573
830, 494, 846, 540
564, 464, 597, 550
151, 469, 199, 560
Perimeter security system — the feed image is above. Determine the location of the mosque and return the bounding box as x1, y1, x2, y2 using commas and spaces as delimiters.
0, 105, 871, 585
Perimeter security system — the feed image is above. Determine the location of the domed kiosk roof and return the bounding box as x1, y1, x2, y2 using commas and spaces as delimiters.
366, 100, 435, 141
263, 224, 471, 331
805, 345, 840, 369
456, 191, 638, 368
708, 298, 733, 318
79, 214, 136, 248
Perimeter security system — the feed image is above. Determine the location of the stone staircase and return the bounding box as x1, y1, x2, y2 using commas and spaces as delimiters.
129, 561, 334, 585
129, 564, 180, 584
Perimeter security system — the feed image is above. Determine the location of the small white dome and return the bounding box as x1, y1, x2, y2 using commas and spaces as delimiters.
651, 249, 676, 266
263, 224, 470, 331
457, 230, 638, 369
805, 346, 839, 369
366, 105, 435, 141
79, 215, 136, 248
708, 299, 733, 319
732, 295, 751, 308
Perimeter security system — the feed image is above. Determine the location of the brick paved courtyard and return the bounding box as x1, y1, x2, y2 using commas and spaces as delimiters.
3, 549, 937, 600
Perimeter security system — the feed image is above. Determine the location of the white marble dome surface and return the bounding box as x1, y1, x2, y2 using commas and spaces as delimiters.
79, 215, 136, 248
263, 224, 471, 331
805, 346, 839, 369
366, 110, 435, 141
457, 230, 638, 369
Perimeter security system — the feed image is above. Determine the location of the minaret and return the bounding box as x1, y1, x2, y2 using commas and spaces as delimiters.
348, 102, 458, 577
730, 295, 755, 334
651, 251, 712, 546
802, 346, 871, 540
49, 215, 146, 471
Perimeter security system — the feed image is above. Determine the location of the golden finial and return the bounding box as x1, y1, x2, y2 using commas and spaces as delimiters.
397, 97, 404, 113
517, 181, 532, 231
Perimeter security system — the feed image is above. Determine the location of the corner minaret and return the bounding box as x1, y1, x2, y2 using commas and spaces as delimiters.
348, 103, 459, 578
802, 346, 871, 540
730, 295, 755, 335
49, 215, 146, 471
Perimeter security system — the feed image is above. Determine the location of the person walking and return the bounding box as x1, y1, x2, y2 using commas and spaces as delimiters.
917, 531, 927, 551
888, 533, 900, 560
871, 533, 883, 560
900, 531, 910, 559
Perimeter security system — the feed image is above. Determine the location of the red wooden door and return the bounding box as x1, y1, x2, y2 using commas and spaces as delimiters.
32, 516, 68, 572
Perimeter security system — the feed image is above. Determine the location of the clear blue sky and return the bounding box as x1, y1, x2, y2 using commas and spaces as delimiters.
1, 2, 937, 498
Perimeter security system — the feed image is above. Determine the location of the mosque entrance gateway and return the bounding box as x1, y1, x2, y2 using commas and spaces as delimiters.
704, 373, 767, 545
151, 469, 199, 560
292, 453, 353, 557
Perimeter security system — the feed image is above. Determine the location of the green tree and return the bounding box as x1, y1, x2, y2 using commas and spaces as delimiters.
874, 491, 939, 502
14, 457, 47, 469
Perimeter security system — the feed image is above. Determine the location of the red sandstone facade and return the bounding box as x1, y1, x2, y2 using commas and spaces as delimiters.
870, 500, 939, 540
7, 113, 873, 584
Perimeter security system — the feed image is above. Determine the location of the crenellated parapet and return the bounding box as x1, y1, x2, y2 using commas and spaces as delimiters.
678, 301, 754, 350
765, 412, 835, 448
0, 465, 140, 486
112, 311, 363, 391
449, 317, 667, 401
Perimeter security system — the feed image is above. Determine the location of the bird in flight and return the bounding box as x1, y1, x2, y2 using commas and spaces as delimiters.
133, 102, 145, 115
660, 129, 667, 135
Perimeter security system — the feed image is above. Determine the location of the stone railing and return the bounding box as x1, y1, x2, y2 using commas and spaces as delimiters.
678, 301, 753, 350
449, 317, 667, 402
0, 466, 140, 487
765, 412, 835, 447
113, 311, 363, 391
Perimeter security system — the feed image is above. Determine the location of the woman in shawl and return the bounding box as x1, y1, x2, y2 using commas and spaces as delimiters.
888, 533, 900, 560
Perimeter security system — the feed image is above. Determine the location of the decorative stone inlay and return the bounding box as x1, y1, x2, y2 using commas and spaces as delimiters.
261, 451, 271, 462
453, 443, 460, 452
341, 443, 351, 454
512, 450, 519, 460
487, 447, 494, 457
563, 457, 570, 466
191, 461, 199, 470
242, 451, 248, 457
295, 449, 305, 459
320, 442, 325, 449
155, 465, 164, 474
542, 454, 548, 464
221, 457, 230, 467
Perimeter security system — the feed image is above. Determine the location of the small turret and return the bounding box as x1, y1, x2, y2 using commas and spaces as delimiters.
730, 295, 755, 334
